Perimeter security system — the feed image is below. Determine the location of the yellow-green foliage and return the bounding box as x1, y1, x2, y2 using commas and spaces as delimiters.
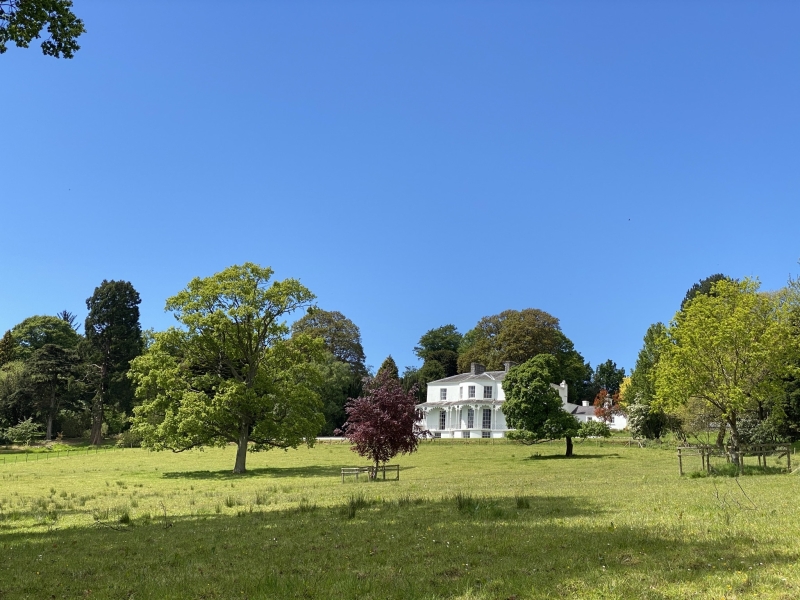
0, 441, 799, 599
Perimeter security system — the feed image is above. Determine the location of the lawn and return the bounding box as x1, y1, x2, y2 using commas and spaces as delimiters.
0, 439, 799, 599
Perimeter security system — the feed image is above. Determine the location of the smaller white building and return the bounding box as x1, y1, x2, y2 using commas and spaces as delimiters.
417, 362, 628, 437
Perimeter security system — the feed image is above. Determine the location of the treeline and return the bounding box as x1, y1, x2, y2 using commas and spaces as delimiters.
621, 273, 800, 447
0, 280, 142, 445
397, 310, 624, 407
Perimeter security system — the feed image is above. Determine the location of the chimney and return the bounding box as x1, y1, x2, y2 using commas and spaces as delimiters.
470, 362, 485, 375
582, 401, 590, 407
503, 361, 517, 372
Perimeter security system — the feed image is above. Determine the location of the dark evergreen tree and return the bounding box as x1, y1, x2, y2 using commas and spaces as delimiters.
25, 344, 80, 440
84, 280, 142, 445
681, 274, 732, 310
0, 330, 15, 366
377, 355, 399, 380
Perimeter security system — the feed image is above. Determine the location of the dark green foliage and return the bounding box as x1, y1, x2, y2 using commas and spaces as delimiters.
625, 323, 666, 406
423, 349, 458, 377
25, 343, 80, 440
458, 309, 590, 403
0, 0, 85, 58
681, 274, 732, 310
84, 280, 143, 444
377, 355, 399, 380
591, 360, 625, 395
414, 325, 462, 361
291, 309, 367, 376
0, 330, 14, 366
502, 354, 579, 456
57, 310, 79, 331
627, 402, 671, 440
312, 354, 363, 436
3, 417, 42, 444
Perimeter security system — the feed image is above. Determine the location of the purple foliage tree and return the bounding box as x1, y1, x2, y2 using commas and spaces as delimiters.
337, 370, 429, 473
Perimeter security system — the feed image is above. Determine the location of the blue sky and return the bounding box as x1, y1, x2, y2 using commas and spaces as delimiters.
2, 1, 799, 374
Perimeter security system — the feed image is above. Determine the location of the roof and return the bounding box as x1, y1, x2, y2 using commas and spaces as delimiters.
417, 400, 504, 409
425, 370, 508, 385
568, 403, 596, 416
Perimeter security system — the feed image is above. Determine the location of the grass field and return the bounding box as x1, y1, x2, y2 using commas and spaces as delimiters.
1, 439, 799, 599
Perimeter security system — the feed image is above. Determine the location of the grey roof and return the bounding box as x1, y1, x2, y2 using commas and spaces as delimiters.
426, 370, 508, 385
569, 404, 595, 416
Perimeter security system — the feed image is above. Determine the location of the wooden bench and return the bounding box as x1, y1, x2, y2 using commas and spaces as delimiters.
341, 465, 400, 482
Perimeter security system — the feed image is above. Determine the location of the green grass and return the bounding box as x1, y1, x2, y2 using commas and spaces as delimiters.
0, 439, 798, 599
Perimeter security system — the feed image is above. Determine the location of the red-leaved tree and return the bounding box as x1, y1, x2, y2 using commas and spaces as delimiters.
337, 370, 429, 473
593, 389, 622, 423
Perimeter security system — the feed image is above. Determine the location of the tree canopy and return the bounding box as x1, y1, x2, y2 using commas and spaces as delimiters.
501, 354, 579, 456
291, 308, 367, 375
129, 263, 325, 474
414, 325, 462, 361
655, 278, 797, 448
681, 273, 732, 310
458, 309, 590, 402
0, 0, 85, 58
377, 355, 399, 380
10, 315, 82, 360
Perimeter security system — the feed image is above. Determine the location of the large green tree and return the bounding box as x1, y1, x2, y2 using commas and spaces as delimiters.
10, 315, 82, 360
85, 280, 143, 445
291, 308, 367, 376
129, 263, 325, 474
0, 0, 84, 57
501, 354, 579, 457
458, 309, 590, 402
623, 323, 671, 439
0, 330, 15, 366
377, 355, 399, 380
24, 343, 79, 440
655, 279, 796, 449
680, 273, 732, 310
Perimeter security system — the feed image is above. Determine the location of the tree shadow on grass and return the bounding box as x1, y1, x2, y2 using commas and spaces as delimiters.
2, 493, 797, 600
524, 453, 621, 461
161, 465, 344, 479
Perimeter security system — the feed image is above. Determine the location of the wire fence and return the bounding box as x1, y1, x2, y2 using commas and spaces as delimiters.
0, 445, 123, 465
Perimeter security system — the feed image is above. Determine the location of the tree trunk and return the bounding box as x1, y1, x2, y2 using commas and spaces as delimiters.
46, 386, 56, 442
233, 424, 249, 474
90, 363, 108, 446
565, 436, 573, 457
90, 396, 104, 445
715, 421, 726, 449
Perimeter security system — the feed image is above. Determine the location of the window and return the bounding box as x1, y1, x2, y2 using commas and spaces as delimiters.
483, 386, 492, 399
462, 431, 470, 439
459, 386, 463, 399
467, 408, 474, 428
439, 411, 446, 430
482, 431, 491, 439
468, 385, 476, 399
482, 408, 491, 429
433, 432, 441, 438
440, 388, 447, 401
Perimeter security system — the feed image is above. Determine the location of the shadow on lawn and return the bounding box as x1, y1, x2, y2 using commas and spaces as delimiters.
161, 465, 345, 479
2, 493, 796, 600
525, 453, 621, 461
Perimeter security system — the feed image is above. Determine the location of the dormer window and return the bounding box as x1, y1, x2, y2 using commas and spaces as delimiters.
440, 388, 447, 401
468, 385, 476, 399
483, 385, 492, 399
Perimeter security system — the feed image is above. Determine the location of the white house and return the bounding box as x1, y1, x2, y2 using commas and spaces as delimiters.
417, 362, 627, 438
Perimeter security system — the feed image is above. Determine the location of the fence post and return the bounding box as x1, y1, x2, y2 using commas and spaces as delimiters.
677, 448, 683, 476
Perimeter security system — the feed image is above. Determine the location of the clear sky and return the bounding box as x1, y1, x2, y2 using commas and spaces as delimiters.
2, 1, 799, 374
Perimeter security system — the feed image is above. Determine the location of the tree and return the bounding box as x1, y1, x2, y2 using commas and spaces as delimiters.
337, 370, 428, 473
129, 263, 325, 474
85, 280, 142, 445
458, 309, 591, 402
25, 343, 79, 440
501, 354, 579, 456
10, 315, 82, 360
591, 360, 625, 395
414, 324, 462, 360
57, 310, 80, 332
415, 325, 461, 377
291, 309, 367, 375
0, 360, 30, 431
3, 417, 42, 445
593, 389, 622, 423
377, 355, 399, 380
656, 279, 796, 449
0, 330, 15, 366
310, 353, 361, 436
681, 273, 731, 310
577, 419, 611, 439
0, 0, 85, 58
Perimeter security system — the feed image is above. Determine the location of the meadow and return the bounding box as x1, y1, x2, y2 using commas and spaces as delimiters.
0, 439, 799, 600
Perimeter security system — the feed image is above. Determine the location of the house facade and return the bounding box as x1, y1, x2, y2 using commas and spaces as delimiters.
417, 362, 627, 438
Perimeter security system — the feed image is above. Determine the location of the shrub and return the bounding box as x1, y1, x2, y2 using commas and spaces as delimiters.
577, 420, 611, 440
